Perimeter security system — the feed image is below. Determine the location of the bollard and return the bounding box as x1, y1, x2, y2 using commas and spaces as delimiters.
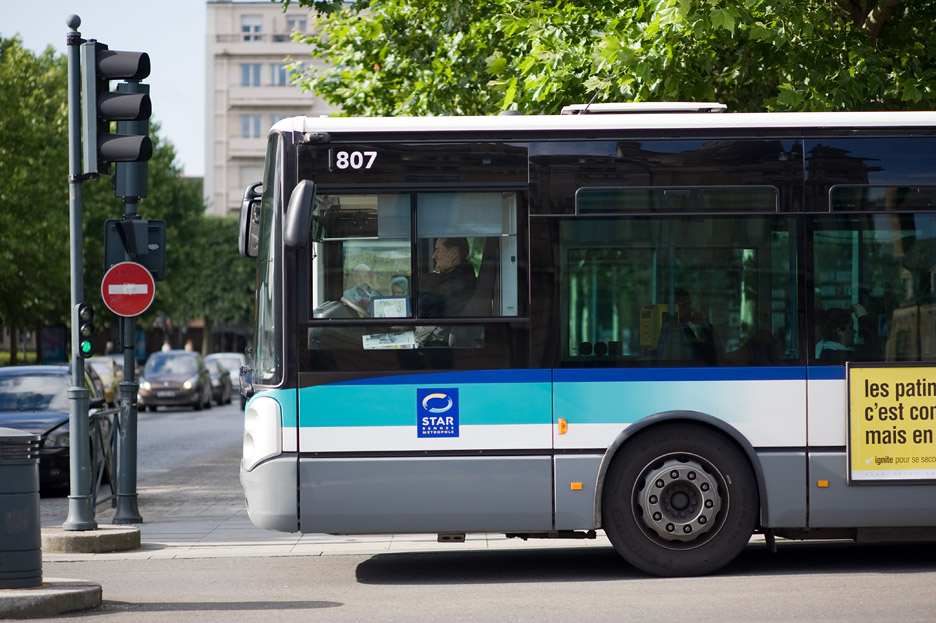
0, 427, 42, 588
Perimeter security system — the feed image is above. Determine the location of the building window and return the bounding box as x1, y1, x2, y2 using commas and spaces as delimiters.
270, 115, 287, 128
241, 15, 262, 42
241, 64, 261, 87
241, 115, 262, 139
275, 17, 306, 41
286, 17, 306, 33
271, 64, 291, 87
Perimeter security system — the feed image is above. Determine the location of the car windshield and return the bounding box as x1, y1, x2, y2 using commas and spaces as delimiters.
144, 354, 198, 376
88, 360, 112, 379
208, 356, 241, 372
0, 373, 70, 411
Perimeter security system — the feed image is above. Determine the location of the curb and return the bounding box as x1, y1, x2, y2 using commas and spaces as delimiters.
0, 578, 102, 619
41, 525, 141, 554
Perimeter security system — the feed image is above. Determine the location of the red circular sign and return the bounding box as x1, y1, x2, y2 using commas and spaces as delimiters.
101, 261, 156, 317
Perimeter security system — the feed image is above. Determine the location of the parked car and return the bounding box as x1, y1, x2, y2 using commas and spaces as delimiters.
0, 365, 111, 492
204, 352, 249, 406
86, 356, 123, 405
138, 350, 212, 411
205, 357, 232, 405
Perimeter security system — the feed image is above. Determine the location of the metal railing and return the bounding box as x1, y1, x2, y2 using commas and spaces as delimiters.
90, 406, 118, 507
214, 33, 301, 44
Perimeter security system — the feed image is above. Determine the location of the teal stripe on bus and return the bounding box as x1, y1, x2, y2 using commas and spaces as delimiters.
252, 387, 298, 428
298, 379, 552, 428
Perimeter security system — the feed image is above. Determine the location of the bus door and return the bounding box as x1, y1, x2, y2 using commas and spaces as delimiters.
297, 190, 553, 533
808, 193, 936, 526
537, 188, 809, 529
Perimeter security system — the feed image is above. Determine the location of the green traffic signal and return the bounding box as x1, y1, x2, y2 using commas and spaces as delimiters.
76, 302, 95, 358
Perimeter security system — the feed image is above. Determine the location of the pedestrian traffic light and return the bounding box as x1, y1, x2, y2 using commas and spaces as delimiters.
76, 303, 95, 358
80, 40, 152, 175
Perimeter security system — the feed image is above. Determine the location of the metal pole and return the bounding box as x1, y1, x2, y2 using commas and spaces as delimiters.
113, 205, 143, 524
63, 14, 96, 531
112, 81, 148, 524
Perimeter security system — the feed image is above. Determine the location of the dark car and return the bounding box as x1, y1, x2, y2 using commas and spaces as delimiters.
204, 357, 232, 405
0, 365, 110, 492
138, 350, 212, 411
204, 353, 245, 405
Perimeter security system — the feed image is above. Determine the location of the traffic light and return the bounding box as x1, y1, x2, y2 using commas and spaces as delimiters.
80, 40, 152, 175
76, 303, 95, 358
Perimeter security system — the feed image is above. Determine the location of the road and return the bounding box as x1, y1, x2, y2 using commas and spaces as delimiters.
38, 402, 936, 622
40, 401, 242, 527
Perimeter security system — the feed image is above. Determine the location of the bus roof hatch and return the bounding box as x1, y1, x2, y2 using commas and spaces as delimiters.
560, 102, 727, 115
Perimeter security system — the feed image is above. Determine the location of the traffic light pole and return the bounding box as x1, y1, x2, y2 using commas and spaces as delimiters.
112, 81, 149, 525
113, 204, 144, 525
65, 15, 153, 530
64, 14, 97, 531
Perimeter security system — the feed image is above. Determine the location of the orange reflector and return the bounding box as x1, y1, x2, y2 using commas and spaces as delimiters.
570, 482, 583, 491
817, 480, 829, 488
558, 418, 568, 435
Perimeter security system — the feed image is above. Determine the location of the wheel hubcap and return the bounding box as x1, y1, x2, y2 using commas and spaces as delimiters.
636, 456, 722, 543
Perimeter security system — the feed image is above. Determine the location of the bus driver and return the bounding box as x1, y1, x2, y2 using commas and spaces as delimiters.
416, 237, 476, 346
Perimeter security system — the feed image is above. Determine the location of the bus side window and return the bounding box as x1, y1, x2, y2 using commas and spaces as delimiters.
560, 211, 800, 367
812, 210, 936, 364
310, 193, 412, 320
412, 192, 520, 349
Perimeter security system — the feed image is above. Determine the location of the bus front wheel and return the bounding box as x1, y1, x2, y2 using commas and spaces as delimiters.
602, 423, 757, 577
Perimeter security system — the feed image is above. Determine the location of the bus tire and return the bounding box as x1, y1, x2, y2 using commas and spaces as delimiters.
601, 423, 757, 577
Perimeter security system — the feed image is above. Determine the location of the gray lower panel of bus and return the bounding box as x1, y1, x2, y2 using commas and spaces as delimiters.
809, 452, 936, 527
298, 456, 554, 534
554, 455, 602, 530
241, 456, 299, 533
244, 450, 936, 536
758, 451, 808, 528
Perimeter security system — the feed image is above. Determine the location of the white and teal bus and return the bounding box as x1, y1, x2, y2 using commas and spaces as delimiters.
238, 104, 936, 576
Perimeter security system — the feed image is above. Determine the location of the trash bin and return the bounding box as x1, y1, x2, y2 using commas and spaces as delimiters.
0, 427, 42, 589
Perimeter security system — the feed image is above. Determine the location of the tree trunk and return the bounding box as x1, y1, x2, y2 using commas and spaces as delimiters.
201, 318, 213, 356
9, 326, 18, 366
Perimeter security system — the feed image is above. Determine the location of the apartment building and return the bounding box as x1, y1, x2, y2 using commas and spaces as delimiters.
205, 0, 334, 217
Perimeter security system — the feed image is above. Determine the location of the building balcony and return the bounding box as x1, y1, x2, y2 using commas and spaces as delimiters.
227, 85, 315, 107
226, 137, 267, 159
211, 33, 309, 57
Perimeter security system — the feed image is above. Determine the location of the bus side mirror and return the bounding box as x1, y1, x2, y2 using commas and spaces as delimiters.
238, 181, 262, 258
285, 180, 317, 248
239, 365, 254, 405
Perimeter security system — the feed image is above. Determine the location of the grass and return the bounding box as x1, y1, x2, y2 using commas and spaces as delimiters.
0, 351, 40, 366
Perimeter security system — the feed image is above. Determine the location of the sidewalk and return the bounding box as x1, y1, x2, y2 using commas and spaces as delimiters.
40, 447, 612, 562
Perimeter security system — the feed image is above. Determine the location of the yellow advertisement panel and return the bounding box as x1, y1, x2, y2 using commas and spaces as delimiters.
849, 364, 936, 482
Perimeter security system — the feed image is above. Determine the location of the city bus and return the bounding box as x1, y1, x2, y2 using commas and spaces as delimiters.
237, 103, 936, 576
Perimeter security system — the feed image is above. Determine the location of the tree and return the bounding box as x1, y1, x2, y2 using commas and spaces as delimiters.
165, 215, 256, 354
0, 39, 70, 363
0, 38, 254, 362
280, 0, 936, 115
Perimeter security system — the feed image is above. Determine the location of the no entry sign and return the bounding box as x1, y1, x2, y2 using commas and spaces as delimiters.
101, 261, 156, 317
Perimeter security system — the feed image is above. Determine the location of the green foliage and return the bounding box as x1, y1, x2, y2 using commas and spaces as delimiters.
168, 216, 256, 328
0, 37, 253, 352
0, 39, 71, 330
281, 0, 936, 114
